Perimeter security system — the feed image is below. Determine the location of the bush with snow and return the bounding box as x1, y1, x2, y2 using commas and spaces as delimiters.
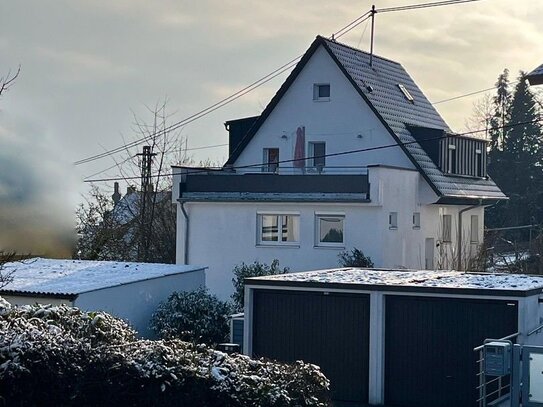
150, 287, 231, 345
338, 248, 374, 268
0, 303, 330, 406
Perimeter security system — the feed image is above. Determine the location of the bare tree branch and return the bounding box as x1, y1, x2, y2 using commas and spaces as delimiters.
0, 66, 21, 97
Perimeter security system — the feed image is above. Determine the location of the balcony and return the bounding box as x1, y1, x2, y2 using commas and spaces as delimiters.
175, 167, 370, 203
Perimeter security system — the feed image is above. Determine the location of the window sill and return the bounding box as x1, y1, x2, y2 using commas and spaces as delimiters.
389, 227, 398, 230
313, 98, 330, 102
413, 226, 420, 230
314, 245, 345, 250
256, 243, 300, 249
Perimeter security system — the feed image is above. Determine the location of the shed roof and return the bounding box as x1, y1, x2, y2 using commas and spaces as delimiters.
225, 36, 506, 203
0, 258, 205, 297
246, 268, 543, 297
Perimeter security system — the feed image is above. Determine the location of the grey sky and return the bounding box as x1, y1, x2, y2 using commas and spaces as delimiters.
0, 0, 542, 254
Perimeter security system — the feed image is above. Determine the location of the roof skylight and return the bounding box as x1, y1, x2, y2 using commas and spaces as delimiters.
398, 84, 414, 103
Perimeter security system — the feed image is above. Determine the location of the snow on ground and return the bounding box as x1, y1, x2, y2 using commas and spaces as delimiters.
253, 268, 543, 291
1, 258, 204, 295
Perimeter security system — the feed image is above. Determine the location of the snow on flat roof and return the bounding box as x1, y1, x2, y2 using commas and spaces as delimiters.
1, 258, 205, 296
249, 268, 543, 292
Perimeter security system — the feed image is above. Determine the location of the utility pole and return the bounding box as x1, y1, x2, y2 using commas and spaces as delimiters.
136, 145, 156, 261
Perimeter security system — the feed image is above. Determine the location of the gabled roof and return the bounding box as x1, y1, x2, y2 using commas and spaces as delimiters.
0, 258, 204, 297
226, 36, 506, 203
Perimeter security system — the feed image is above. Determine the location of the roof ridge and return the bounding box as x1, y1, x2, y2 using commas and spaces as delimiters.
317, 35, 402, 66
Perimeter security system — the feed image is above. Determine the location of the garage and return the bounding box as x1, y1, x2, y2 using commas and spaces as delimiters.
385, 295, 518, 407
245, 268, 543, 406
252, 289, 370, 404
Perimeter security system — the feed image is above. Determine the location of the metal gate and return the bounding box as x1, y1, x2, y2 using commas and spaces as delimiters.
252, 289, 370, 404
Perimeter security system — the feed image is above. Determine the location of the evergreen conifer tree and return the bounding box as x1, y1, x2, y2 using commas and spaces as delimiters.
487, 71, 543, 228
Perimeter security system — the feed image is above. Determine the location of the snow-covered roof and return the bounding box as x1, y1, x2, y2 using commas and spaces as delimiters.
247, 268, 543, 296
1, 258, 205, 297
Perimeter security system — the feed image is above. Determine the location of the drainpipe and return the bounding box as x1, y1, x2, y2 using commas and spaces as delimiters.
457, 199, 482, 271
180, 201, 190, 264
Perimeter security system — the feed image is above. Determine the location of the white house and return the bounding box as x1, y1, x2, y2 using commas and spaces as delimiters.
1, 258, 205, 337
172, 35, 506, 300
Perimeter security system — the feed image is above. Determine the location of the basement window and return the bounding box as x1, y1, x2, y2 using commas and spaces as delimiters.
398, 84, 414, 103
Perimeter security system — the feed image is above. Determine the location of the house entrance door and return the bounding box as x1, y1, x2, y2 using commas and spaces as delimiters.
425, 238, 434, 269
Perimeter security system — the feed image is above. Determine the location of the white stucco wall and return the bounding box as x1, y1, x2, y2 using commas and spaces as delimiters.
74, 269, 205, 338
176, 166, 484, 300
233, 45, 415, 172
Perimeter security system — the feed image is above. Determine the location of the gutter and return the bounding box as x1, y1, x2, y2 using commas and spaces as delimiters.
457, 199, 482, 271
180, 201, 190, 264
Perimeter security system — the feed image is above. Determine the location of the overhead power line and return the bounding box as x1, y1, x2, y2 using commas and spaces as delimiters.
378, 0, 482, 13
74, 13, 376, 167
83, 117, 542, 183
75, 0, 482, 168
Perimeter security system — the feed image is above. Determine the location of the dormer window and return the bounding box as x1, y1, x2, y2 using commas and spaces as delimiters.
313, 84, 330, 101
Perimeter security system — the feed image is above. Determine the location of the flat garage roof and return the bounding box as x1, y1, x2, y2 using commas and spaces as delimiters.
1, 258, 205, 297
246, 268, 543, 297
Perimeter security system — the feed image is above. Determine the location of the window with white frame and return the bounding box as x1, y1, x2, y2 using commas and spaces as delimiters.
262, 148, 279, 173
413, 212, 421, 229
470, 215, 479, 243
258, 214, 299, 245
389, 212, 398, 230
315, 214, 344, 246
313, 83, 330, 101
309, 142, 326, 169
442, 214, 452, 243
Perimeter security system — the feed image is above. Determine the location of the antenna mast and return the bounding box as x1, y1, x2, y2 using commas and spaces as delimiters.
370, 5, 376, 67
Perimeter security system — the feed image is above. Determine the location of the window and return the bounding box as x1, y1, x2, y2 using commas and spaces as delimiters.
316, 215, 344, 246
471, 215, 479, 243
313, 84, 330, 101
258, 214, 299, 245
442, 214, 452, 243
476, 149, 483, 177
309, 142, 326, 169
263, 148, 279, 173
448, 145, 457, 174
413, 212, 421, 229
389, 212, 398, 230
398, 83, 414, 103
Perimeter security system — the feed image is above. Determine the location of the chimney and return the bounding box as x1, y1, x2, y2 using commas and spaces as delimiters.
112, 182, 121, 204
126, 185, 136, 195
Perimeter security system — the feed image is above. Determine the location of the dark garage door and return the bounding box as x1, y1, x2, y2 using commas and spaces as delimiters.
253, 289, 370, 404
385, 295, 518, 407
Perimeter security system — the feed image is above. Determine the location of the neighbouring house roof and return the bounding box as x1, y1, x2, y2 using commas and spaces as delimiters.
0, 258, 205, 298
225, 35, 506, 203
246, 268, 543, 297
527, 63, 543, 86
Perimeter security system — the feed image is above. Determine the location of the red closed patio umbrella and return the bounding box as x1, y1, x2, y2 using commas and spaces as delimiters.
293, 126, 305, 168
